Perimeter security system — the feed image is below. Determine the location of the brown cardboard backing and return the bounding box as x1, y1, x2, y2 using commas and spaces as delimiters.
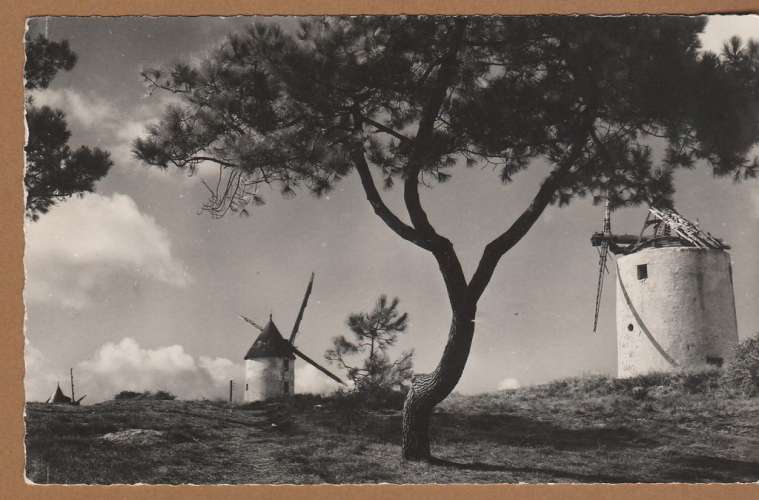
2, 2, 758, 499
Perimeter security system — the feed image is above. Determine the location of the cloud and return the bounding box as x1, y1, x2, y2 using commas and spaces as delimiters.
30, 86, 230, 188
198, 356, 240, 385
29, 88, 114, 129
25, 193, 190, 309
295, 361, 346, 395
73, 338, 236, 402
25, 338, 241, 403
25, 338, 342, 403
497, 377, 520, 391
115, 119, 151, 144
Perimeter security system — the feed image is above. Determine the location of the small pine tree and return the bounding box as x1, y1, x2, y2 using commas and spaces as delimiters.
326, 295, 414, 393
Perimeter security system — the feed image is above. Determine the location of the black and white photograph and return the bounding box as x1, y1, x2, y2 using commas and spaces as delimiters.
22, 14, 759, 484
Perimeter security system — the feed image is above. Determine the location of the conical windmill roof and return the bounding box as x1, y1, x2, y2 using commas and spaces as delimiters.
48, 383, 72, 404
244, 318, 295, 360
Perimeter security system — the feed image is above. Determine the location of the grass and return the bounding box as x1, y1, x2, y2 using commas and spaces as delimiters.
24, 371, 759, 484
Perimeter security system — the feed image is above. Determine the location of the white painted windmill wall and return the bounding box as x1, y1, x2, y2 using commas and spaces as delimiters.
244, 357, 295, 402
615, 247, 739, 377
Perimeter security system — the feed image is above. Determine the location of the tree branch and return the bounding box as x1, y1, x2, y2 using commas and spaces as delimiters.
404, 19, 467, 238
351, 148, 433, 251
184, 156, 239, 168
468, 121, 594, 303
394, 19, 472, 312
361, 115, 412, 145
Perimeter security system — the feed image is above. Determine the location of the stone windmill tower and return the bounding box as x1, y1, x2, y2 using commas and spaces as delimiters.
240, 273, 345, 401
591, 206, 739, 377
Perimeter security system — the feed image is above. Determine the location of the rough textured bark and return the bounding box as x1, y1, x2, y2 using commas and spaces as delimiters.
402, 310, 475, 460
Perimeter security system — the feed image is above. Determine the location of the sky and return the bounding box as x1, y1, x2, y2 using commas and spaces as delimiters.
23, 15, 759, 403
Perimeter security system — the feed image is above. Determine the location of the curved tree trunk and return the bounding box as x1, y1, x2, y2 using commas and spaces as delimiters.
402, 311, 475, 460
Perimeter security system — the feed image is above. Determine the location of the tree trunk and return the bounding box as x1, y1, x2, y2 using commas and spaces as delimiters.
401, 311, 475, 460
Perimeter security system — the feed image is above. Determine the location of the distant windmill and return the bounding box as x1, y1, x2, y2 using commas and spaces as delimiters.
45, 368, 86, 405
239, 273, 345, 401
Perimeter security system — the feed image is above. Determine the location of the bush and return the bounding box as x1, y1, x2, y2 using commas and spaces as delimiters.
152, 390, 177, 400
113, 390, 177, 401
722, 334, 759, 397
531, 369, 725, 401
356, 386, 407, 410
113, 390, 143, 400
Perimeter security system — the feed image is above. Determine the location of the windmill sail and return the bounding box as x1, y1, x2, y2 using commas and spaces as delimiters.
289, 345, 346, 385
289, 272, 314, 344
593, 198, 611, 333
239, 314, 265, 331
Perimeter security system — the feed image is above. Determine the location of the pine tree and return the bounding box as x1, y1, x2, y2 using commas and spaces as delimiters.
326, 295, 413, 393
24, 34, 112, 221
135, 17, 759, 460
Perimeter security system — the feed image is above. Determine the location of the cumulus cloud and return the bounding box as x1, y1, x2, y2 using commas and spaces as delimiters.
25, 193, 190, 309
74, 338, 238, 402
497, 377, 520, 391
115, 119, 150, 144
25, 338, 344, 404
29, 88, 114, 129
295, 361, 346, 395
25, 338, 241, 403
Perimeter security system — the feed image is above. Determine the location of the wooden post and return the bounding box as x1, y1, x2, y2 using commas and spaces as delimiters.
70, 368, 75, 403
229, 379, 233, 402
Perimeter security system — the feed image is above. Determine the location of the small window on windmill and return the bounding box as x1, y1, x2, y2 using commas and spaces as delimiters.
283, 362, 289, 372
637, 264, 648, 280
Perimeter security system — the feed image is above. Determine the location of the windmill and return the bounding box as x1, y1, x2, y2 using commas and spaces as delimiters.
590, 205, 738, 377
45, 368, 86, 405
239, 273, 345, 401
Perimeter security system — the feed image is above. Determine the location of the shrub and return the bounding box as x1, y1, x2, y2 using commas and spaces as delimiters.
152, 390, 177, 400
722, 334, 759, 397
113, 390, 177, 401
356, 386, 407, 411
680, 368, 721, 394
113, 390, 143, 400
529, 369, 725, 401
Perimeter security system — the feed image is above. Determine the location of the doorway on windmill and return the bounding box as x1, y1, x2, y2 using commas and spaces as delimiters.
284, 381, 290, 394
637, 264, 648, 280
706, 355, 724, 367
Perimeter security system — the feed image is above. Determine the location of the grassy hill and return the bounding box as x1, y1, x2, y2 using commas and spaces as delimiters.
25, 371, 759, 484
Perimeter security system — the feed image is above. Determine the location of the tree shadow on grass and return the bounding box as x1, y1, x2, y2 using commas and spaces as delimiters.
361, 412, 654, 451
659, 455, 759, 483
428, 457, 633, 483
425, 450, 759, 483
434, 413, 655, 450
